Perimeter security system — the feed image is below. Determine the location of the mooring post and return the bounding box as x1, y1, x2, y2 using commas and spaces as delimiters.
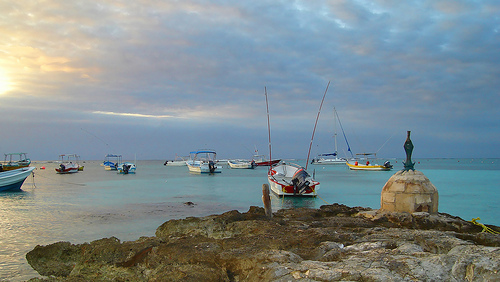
262, 184, 272, 218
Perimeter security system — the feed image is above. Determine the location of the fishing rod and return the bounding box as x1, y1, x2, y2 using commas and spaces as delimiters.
305, 81, 330, 170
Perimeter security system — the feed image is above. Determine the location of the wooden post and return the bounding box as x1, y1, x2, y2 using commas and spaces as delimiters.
262, 184, 272, 218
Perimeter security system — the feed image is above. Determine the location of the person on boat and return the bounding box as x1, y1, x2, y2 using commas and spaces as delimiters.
366, 161, 370, 166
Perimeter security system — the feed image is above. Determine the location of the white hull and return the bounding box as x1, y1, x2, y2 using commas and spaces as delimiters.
0, 166, 35, 191
267, 163, 319, 196
312, 158, 346, 165
186, 161, 221, 173
117, 162, 136, 174
165, 161, 187, 166
228, 160, 255, 169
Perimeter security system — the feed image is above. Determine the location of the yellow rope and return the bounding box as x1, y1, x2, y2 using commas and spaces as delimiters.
470, 217, 500, 234
317, 194, 330, 205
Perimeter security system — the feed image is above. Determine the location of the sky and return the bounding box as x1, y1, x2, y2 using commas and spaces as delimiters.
1, 0, 499, 161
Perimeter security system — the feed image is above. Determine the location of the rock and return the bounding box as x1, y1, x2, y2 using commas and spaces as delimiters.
26, 204, 500, 281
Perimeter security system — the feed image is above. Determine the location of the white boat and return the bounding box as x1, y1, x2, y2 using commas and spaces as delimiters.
117, 162, 136, 174
164, 155, 187, 166
312, 107, 353, 165
228, 159, 255, 169
186, 150, 221, 174
55, 154, 80, 174
268, 162, 319, 196
0, 166, 36, 192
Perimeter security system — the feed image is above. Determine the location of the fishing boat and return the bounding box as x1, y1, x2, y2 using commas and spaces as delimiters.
0, 166, 36, 192
264, 83, 327, 197
311, 107, 353, 165
164, 155, 187, 166
103, 154, 122, 170
0, 153, 31, 172
268, 162, 319, 196
55, 154, 80, 174
186, 150, 221, 173
227, 159, 256, 169
346, 154, 393, 171
117, 162, 136, 174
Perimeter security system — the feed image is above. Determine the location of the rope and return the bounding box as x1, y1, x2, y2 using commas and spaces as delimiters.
33, 171, 86, 186
317, 194, 330, 205
470, 217, 500, 234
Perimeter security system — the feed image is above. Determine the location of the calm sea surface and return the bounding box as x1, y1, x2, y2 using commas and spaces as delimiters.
1, 158, 499, 281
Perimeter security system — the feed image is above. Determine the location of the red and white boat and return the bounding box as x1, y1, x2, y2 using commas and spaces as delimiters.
268, 162, 319, 196
55, 154, 80, 174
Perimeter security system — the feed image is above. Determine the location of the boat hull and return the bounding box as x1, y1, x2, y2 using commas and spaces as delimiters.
187, 162, 221, 173
311, 158, 346, 165
254, 160, 281, 166
228, 160, 255, 169
346, 162, 392, 171
0, 167, 35, 192
55, 163, 79, 174
117, 162, 136, 174
267, 163, 319, 197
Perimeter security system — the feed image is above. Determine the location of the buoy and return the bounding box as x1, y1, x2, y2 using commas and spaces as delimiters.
41, 166, 45, 170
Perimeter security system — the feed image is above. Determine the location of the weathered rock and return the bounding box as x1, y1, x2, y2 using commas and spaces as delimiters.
26, 204, 500, 281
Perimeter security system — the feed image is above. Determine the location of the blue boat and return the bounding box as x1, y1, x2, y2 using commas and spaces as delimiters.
0, 166, 36, 192
102, 154, 122, 170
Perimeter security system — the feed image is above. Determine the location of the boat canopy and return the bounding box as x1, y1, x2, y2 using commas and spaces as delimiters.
190, 150, 216, 155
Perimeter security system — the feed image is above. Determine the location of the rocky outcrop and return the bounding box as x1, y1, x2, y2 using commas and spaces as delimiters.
26, 204, 500, 281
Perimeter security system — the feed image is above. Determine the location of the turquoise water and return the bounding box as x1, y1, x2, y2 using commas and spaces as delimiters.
1, 158, 498, 281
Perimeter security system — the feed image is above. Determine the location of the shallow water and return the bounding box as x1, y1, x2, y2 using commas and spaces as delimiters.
0, 158, 498, 281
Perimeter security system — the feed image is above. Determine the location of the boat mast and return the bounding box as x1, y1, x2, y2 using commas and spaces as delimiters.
305, 81, 330, 170
333, 107, 338, 155
265, 87, 272, 166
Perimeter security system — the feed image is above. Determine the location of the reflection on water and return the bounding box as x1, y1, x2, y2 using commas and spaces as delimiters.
271, 194, 318, 210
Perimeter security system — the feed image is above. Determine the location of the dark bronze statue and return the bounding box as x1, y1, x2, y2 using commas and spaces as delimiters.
403, 131, 415, 171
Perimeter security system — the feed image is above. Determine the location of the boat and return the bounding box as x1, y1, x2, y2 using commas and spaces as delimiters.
103, 154, 122, 170
0, 153, 31, 172
0, 166, 36, 192
186, 150, 221, 173
346, 154, 393, 171
55, 154, 80, 174
164, 155, 188, 166
228, 159, 256, 169
117, 162, 136, 174
264, 84, 325, 197
252, 154, 281, 166
268, 162, 319, 196
311, 107, 353, 165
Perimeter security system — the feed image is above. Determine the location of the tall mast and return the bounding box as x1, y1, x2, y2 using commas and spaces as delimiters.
305, 81, 330, 170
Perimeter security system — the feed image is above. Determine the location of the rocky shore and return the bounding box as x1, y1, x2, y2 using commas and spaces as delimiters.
26, 204, 500, 281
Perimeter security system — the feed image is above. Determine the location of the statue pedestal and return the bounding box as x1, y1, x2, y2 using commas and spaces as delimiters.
381, 170, 438, 214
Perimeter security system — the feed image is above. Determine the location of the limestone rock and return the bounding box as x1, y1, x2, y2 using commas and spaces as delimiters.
26, 204, 500, 281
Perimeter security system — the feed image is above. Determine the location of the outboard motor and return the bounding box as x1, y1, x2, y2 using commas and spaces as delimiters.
208, 161, 216, 173
384, 161, 393, 169
60, 164, 66, 171
123, 164, 129, 174
291, 168, 310, 195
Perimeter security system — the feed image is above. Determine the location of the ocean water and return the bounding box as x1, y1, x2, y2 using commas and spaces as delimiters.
1, 158, 498, 281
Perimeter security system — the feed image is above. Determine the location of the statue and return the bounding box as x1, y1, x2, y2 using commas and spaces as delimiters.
403, 131, 415, 171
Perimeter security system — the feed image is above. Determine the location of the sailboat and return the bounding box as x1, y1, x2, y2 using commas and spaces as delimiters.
311, 107, 353, 165
266, 84, 325, 197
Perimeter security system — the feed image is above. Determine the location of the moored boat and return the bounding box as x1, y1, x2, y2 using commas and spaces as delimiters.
186, 150, 221, 174
268, 162, 319, 196
55, 154, 80, 174
103, 154, 122, 170
228, 159, 256, 169
346, 159, 393, 171
117, 162, 136, 174
164, 155, 188, 166
0, 166, 36, 192
252, 155, 281, 166
0, 153, 31, 172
